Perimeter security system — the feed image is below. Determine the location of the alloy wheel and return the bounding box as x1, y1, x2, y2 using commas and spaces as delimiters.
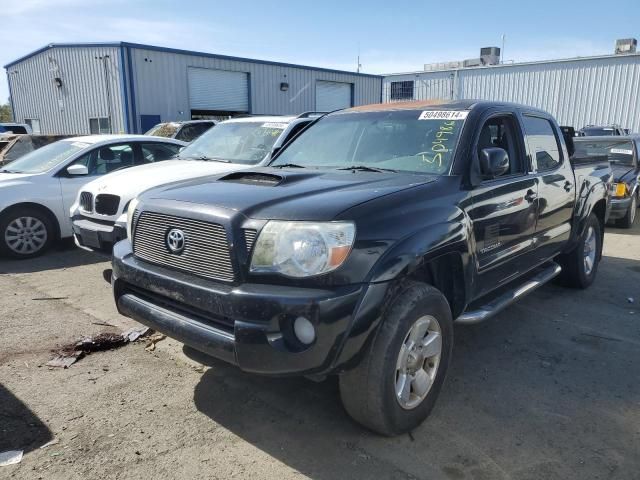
4, 216, 48, 255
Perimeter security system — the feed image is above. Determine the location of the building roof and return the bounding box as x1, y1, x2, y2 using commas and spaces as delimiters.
384, 51, 640, 76
4, 42, 382, 78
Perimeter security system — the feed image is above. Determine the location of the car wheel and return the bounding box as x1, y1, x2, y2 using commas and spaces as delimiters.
557, 213, 602, 289
618, 194, 637, 228
339, 281, 453, 436
0, 207, 54, 259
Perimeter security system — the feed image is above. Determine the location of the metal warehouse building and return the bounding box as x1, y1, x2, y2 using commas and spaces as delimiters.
5, 42, 382, 135
383, 52, 640, 132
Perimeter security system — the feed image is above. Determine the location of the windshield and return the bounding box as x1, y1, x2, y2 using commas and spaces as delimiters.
179, 121, 287, 164
145, 123, 179, 138
580, 127, 615, 136
0, 140, 88, 174
271, 110, 466, 174
574, 139, 635, 166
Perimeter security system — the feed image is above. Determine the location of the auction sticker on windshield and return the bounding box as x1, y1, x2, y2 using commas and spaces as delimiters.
418, 110, 468, 120
611, 148, 633, 155
261, 123, 288, 129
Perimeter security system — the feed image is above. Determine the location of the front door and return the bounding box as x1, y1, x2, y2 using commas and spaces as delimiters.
467, 114, 540, 299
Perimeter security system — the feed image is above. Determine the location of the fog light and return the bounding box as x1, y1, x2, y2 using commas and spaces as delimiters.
293, 317, 315, 345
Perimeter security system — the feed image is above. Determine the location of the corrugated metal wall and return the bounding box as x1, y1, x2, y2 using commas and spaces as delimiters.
383, 54, 640, 132
7, 46, 126, 135
129, 47, 382, 131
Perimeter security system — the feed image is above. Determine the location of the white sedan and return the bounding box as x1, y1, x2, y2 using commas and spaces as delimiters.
0, 135, 186, 258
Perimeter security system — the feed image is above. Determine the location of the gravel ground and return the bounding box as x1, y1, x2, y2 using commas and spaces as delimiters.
1, 225, 639, 480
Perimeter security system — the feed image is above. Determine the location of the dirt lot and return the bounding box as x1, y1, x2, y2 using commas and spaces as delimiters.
1, 225, 639, 480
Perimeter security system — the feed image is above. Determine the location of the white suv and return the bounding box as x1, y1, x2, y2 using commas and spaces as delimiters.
71, 114, 321, 252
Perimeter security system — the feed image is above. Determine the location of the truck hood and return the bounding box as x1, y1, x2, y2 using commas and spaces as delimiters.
142, 168, 437, 221
611, 164, 638, 184
82, 159, 251, 198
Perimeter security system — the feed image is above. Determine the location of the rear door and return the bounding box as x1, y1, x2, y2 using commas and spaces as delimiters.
467, 112, 540, 298
521, 114, 575, 262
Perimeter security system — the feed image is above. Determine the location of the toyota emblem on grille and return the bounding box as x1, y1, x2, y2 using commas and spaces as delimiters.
166, 228, 186, 254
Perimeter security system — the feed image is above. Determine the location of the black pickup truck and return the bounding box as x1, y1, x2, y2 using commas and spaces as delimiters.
111, 100, 612, 435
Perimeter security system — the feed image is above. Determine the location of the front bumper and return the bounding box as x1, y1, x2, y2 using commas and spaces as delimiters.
72, 215, 126, 252
112, 241, 384, 376
607, 197, 633, 221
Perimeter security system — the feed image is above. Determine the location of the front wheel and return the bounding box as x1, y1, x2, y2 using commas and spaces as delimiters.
617, 193, 637, 229
0, 207, 55, 259
339, 282, 453, 436
557, 213, 602, 289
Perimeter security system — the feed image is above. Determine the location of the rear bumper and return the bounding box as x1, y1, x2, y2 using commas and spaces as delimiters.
607, 197, 632, 221
112, 241, 385, 376
72, 216, 126, 252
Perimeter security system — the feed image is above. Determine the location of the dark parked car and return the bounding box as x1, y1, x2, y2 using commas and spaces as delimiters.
145, 120, 216, 143
111, 100, 611, 435
578, 125, 626, 136
575, 136, 639, 227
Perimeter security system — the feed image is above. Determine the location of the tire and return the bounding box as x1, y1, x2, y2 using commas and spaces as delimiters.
557, 213, 602, 289
617, 194, 637, 229
0, 207, 55, 259
339, 281, 453, 436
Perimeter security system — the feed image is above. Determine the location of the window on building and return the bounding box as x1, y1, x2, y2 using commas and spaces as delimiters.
25, 119, 41, 134
89, 117, 111, 135
390, 81, 414, 101
522, 115, 562, 171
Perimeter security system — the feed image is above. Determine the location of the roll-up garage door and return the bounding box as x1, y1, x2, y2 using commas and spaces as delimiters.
316, 81, 353, 111
188, 67, 249, 112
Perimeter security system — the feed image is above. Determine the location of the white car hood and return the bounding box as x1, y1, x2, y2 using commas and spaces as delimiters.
83, 159, 250, 198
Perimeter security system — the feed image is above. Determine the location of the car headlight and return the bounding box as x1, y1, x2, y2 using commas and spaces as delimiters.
613, 182, 629, 198
250, 221, 355, 277
126, 197, 140, 239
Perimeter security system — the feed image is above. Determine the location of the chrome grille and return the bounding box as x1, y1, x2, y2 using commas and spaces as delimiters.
132, 211, 234, 282
79, 192, 93, 213
244, 229, 257, 252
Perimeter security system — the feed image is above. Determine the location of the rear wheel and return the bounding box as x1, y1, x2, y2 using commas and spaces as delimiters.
557, 213, 602, 289
0, 207, 55, 259
339, 282, 453, 436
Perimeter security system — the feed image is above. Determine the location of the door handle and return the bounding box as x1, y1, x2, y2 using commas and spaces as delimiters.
524, 189, 537, 202
564, 181, 573, 192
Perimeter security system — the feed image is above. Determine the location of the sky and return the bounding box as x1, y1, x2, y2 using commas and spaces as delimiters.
2, 0, 639, 103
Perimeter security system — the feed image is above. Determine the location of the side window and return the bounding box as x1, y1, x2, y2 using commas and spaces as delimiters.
476, 115, 524, 177
175, 123, 213, 142
72, 144, 134, 175
139, 143, 181, 163
522, 115, 562, 171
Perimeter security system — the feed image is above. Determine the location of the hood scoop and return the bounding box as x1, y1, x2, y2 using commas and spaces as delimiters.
219, 171, 284, 186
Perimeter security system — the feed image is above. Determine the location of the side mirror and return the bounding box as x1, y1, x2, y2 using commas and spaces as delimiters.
67, 164, 89, 176
479, 148, 509, 179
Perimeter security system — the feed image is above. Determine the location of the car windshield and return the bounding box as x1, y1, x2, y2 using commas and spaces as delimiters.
0, 140, 89, 174
574, 139, 635, 166
145, 123, 179, 138
581, 127, 615, 136
271, 110, 466, 174
178, 121, 287, 164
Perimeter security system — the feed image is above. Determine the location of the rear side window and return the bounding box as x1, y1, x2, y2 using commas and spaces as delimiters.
140, 143, 181, 163
522, 115, 562, 171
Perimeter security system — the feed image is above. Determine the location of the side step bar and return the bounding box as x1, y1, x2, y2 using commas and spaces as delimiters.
455, 262, 562, 325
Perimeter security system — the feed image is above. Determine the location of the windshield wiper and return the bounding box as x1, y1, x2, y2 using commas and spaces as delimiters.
337, 165, 396, 173
181, 155, 231, 163
272, 163, 305, 169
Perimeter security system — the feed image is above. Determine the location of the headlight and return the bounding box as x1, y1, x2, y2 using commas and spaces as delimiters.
126, 197, 140, 239
250, 221, 355, 277
613, 182, 629, 198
